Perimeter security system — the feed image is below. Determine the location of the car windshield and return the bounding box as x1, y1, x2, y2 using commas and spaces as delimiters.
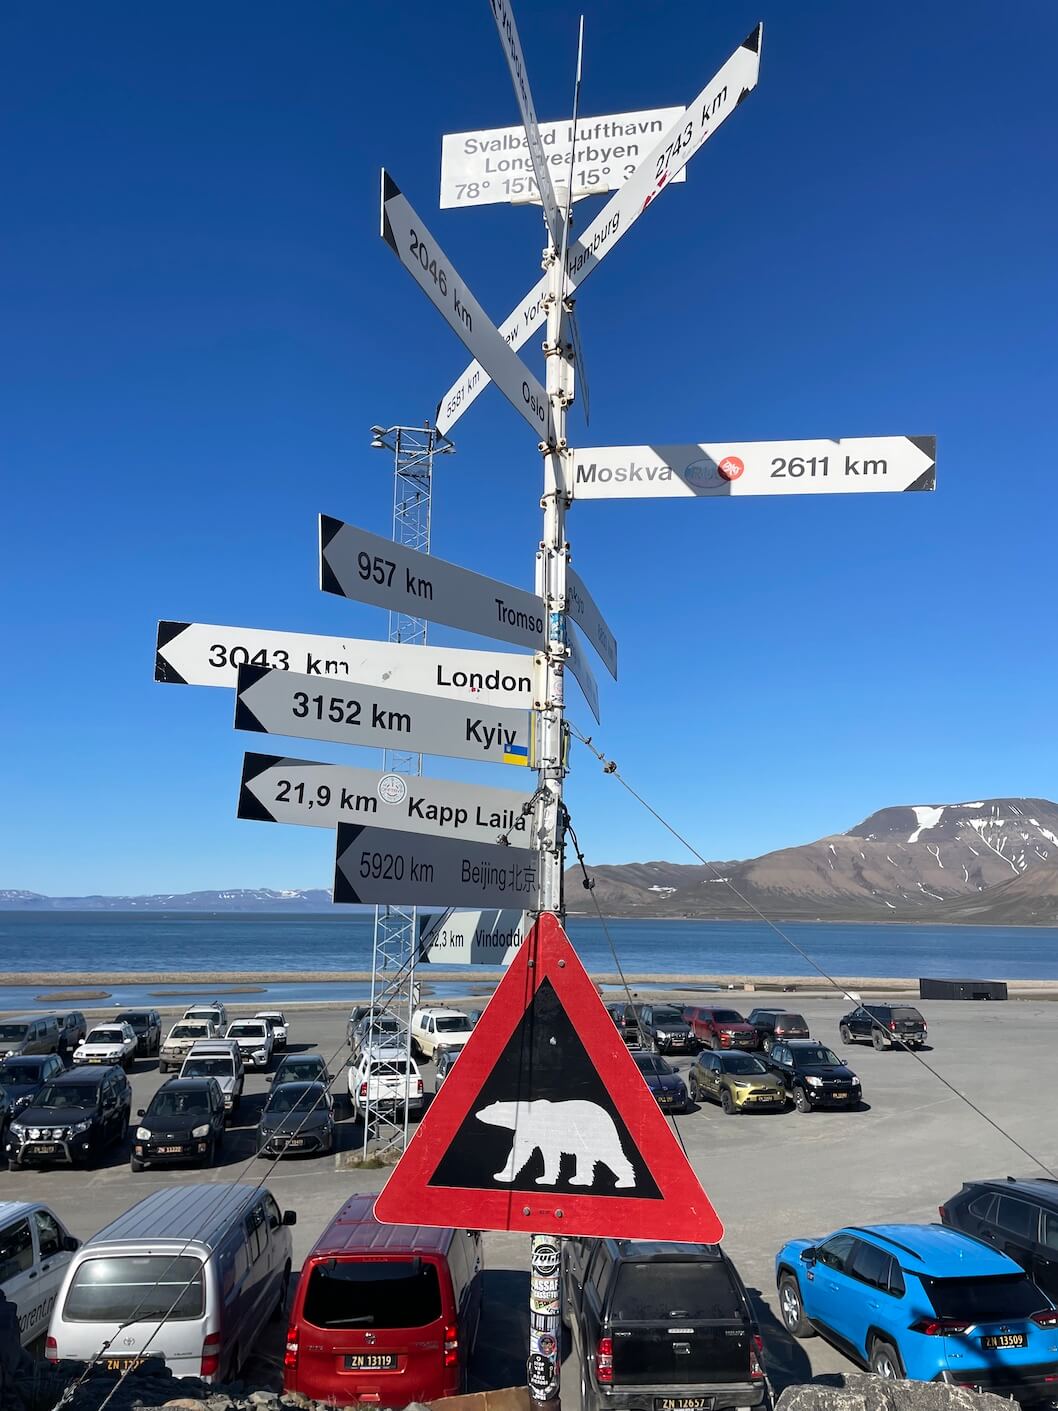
721, 1054, 768, 1075
148, 1090, 211, 1117
652, 1007, 684, 1024
115, 1014, 148, 1028
303, 1259, 441, 1330
434, 1015, 472, 1032
634, 1056, 674, 1076
921, 1274, 1043, 1322
612, 1262, 741, 1320
0, 1025, 28, 1041
268, 1086, 326, 1113
85, 1029, 124, 1044
278, 1060, 323, 1081
891, 1007, 924, 1023
227, 1024, 263, 1038
170, 1025, 205, 1039
0, 1059, 43, 1080
777, 1013, 808, 1027
712, 1010, 746, 1024
792, 1045, 840, 1067
35, 1083, 99, 1108
182, 1058, 233, 1078
368, 1060, 414, 1077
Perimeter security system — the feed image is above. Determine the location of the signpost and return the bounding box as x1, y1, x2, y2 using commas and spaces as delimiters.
418, 907, 528, 965
570, 436, 937, 500
334, 824, 541, 909
235, 664, 535, 768
566, 567, 618, 680
238, 753, 533, 848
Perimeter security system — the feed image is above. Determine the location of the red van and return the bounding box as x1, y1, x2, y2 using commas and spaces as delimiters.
284, 1193, 483, 1406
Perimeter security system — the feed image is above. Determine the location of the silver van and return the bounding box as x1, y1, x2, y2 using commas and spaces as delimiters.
0, 1201, 80, 1346
0, 1015, 61, 1059
46, 1183, 295, 1382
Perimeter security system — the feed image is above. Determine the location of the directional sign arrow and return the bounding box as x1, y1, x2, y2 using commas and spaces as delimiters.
418, 908, 529, 966
156, 620, 538, 709
334, 824, 541, 910
380, 171, 554, 444
566, 567, 617, 680
488, 0, 563, 250
569, 436, 937, 500
238, 753, 533, 848
235, 665, 536, 768
436, 24, 763, 435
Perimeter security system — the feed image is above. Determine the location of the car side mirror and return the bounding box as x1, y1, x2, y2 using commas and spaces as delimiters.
266, 1076, 273, 1083
282, 1210, 297, 1226
136, 1108, 145, 1117
800, 1247, 816, 1265
63, 1235, 80, 1252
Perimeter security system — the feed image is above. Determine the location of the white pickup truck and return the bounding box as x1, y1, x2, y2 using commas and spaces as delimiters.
347, 1049, 424, 1119
411, 1007, 475, 1061
224, 1018, 274, 1070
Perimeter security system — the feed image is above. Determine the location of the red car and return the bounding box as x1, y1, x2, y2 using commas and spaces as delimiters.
686, 1006, 760, 1051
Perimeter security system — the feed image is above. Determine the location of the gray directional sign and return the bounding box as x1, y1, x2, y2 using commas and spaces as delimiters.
566, 567, 617, 680
418, 907, 528, 965
235, 665, 534, 768
238, 753, 533, 848
320, 516, 546, 652
335, 824, 541, 909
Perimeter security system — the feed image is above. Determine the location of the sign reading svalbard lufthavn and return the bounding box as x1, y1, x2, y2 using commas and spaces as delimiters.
334, 824, 540, 911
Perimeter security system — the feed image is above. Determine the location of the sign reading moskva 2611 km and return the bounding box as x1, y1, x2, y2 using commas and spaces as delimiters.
334, 824, 540, 910
570, 436, 936, 500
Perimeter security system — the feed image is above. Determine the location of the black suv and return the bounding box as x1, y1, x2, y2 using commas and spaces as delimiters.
635, 1003, 694, 1055
113, 1009, 162, 1057
5, 1065, 131, 1168
839, 1003, 927, 1050
606, 1004, 641, 1047
132, 1076, 226, 1171
746, 1009, 810, 1053
764, 1040, 862, 1113
941, 1178, 1058, 1304
0, 1053, 66, 1115
563, 1237, 769, 1411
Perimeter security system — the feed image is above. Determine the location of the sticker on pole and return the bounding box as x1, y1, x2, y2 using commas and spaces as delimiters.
374, 913, 722, 1240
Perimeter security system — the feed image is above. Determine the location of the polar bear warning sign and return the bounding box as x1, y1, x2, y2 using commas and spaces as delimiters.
374, 912, 723, 1241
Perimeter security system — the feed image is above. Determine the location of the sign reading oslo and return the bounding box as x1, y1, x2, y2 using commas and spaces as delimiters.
234, 665, 535, 768
334, 825, 540, 910
375, 913, 723, 1241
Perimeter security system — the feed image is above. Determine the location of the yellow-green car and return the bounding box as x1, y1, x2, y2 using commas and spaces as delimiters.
689, 1049, 787, 1114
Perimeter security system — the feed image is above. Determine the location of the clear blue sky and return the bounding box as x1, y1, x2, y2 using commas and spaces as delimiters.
3, 2, 1055, 895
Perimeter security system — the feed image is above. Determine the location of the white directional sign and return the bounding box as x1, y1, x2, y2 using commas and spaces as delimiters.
238, 753, 532, 847
334, 824, 540, 909
488, 0, 563, 250
419, 908, 529, 965
235, 665, 535, 768
440, 106, 686, 211
156, 620, 538, 709
436, 25, 763, 436
380, 171, 554, 443
566, 567, 617, 680
569, 436, 937, 500
320, 516, 546, 652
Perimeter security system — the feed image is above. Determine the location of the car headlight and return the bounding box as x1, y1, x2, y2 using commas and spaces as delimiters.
253, 1049, 267, 1061
805, 1076, 823, 1087
12, 1095, 31, 1110
136, 1126, 151, 1141
191, 1124, 210, 1139
655, 1031, 668, 1040
9, 1122, 25, 1137
70, 1119, 92, 1134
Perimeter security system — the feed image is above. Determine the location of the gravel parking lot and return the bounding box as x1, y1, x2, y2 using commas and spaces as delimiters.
5, 991, 1058, 1403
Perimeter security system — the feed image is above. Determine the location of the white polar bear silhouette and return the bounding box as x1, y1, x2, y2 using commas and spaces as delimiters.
476, 1098, 636, 1189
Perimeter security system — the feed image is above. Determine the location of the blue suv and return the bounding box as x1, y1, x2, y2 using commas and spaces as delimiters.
775, 1223, 1058, 1402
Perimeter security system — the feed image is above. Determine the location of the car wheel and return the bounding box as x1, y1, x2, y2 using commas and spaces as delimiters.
872, 1030, 887, 1051
202, 1138, 216, 1168
7, 1159, 19, 1173
793, 1086, 812, 1114
720, 1089, 737, 1116
840, 1024, 853, 1045
273, 1265, 291, 1321
649, 1036, 659, 1055
130, 1156, 144, 1173
762, 1035, 773, 1054
869, 1337, 903, 1379
158, 1062, 168, 1075
688, 1074, 698, 1100
778, 1273, 814, 1338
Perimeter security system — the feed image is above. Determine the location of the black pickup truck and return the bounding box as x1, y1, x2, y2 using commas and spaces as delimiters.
563, 1237, 770, 1411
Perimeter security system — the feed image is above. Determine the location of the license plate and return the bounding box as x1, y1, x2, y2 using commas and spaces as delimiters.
830, 1092, 848, 1100
286, 1137, 306, 1148
157, 1146, 184, 1154
32, 1144, 59, 1154
105, 1357, 145, 1372
655, 1398, 713, 1410
982, 1333, 1027, 1349
344, 1353, 397, 1370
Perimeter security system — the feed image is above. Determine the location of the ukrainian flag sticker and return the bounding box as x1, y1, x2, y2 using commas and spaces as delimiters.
502, 741, 530, 767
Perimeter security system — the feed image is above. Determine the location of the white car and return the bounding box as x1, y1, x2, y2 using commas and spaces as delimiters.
224, 1019, 274, 1069
159, 1020, 218, 1073
182, 1003, 228, 1029
0, 1201, 79, 1345
411, 1006, 475, 1061
348, 1048, 423, 1119
71, 1023, 137, 1069
254, 1010, 288, 1049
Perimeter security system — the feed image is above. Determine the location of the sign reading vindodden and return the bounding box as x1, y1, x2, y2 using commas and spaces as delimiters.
569, 437, 937, 500
334, 824, 541, 909
418, 907, 529, 965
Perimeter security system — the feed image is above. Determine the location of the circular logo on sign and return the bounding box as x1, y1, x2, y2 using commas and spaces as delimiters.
377, 774, 407, 806
681, 457, 724, 489
718, 454, 745, 481
532, 1241, 561, 1278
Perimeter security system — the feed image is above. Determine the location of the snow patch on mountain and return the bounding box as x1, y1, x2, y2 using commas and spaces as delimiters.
908, 806, 945, 843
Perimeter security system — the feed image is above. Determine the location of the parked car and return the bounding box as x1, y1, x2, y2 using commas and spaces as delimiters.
351, 1013, 402, 1061
775, 1221, 1058, 1399
746, 1008, 811, 1053
606, 1003, 641, 1047
257, 1081, 335, 1158
348, 1049, 424, 1121
160, 1019, 218, 1073
839, 1003, 928, 1050
179, 1041, 245, 1115
434, 1045, 462, 1088
0, 1015, 60, 1059
284, 1191, 483, 1404
0, 1053, 66, 1114
763, 1040, 862, 1113
940, 1178, 1058, 1305
225, 1018, 274, 1070
631, 1052, 689, 1112
271, 1052, 330, 1087
564, 1236, 769, 1411
183, 1002, 230, 1029
0, 1090, 13, 1144
112, 1009, 162, 1057
132, 1077, 226, 1171
54, 1011, 87, 1058
690, 1050, 787, 1115
686, 1006, 760, 1051
46, 1183, 295, 1383
255, 1010, 289, 1049
6, 1066, 131, 1169
0, 1201, 80, 1346
72, 1022, 138, 1070
411, 1007, 475, 1061
635, 1003, 694, 1055
346, 1004, 384, 1048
